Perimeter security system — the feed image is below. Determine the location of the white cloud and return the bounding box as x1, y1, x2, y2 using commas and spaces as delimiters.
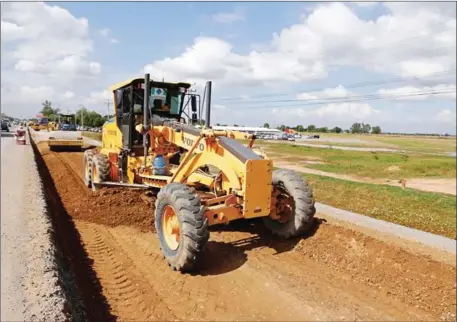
1, 2, 102, 117
310, 102, 380, 119
212, 11, 245, 24
270, 102, 379, 121
99, 27, 119, 44
1, 2, 99, 77
144, 2, 455, 89
99, 28, 110, 37
297, 85, 354, 100
20, 86, 55, 102
144, 36, 328, 88
378, 84, 456, 100
435, 109, 456, 123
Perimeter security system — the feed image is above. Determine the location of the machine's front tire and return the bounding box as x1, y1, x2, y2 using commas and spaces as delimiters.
155, 183, 209, 272
263, 169, 316, 238
91, 153, 110, 192
83, 149, 95, 188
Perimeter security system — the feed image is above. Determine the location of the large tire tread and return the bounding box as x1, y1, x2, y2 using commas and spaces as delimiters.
83, 149, 95, 187
93, 153, 110, 182
91, 153, 110, 191
155, 183, 209, 272
263, 169, 316, 238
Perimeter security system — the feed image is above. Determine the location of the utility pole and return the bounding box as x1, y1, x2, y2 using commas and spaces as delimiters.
79, 104, 84, 129
104, 99, 112, 118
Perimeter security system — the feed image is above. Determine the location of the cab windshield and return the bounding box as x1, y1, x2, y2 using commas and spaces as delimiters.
149, 87, 182, 115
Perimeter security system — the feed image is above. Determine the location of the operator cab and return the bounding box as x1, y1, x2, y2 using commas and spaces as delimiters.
111, 78, 192, 155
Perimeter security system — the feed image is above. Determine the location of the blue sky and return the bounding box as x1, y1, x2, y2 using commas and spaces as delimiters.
1, 1, 456, 134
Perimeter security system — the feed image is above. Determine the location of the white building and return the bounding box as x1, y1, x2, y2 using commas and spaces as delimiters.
212, 125, 282, 136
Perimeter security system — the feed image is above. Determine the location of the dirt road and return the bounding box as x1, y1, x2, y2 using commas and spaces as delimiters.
274, 160, 457, 196
33, 141, 456, 321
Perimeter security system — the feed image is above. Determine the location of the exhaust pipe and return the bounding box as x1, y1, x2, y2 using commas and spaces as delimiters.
143, 73, 150, 167
205, 81, 212, 128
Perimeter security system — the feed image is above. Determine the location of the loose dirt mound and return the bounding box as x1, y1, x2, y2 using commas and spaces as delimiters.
75, 188, 155, 233
294, 224, 456, 317
34, 141, 457, 321
37, 142, 155, 232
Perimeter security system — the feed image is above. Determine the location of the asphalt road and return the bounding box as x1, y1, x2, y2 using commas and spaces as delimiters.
1, 128, 28, 321
1, 127, 67, 321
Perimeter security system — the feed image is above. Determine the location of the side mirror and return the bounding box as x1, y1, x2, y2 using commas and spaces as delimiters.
191, 96, 197, 112
191, 113, 198, 123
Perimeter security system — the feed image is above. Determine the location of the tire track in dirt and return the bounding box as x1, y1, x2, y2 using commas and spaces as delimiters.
77, 222, 171, 321
34, 141, 457, 321
108, 224, 316, 321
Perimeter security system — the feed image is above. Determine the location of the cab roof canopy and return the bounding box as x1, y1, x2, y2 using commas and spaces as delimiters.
110, 77, 192, 92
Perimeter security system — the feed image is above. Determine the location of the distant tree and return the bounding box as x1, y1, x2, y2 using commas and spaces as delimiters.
330, 126, 342, 133
75, 107, 110, 127
278, 125, 286, 131
233, 124, 239, 127
307, 124, 317, 132
40, 100, 61, 118
344, 129, 350, 133
296, 125, 305, 132
351, 123, 372, 134
263, 123, 270, 128
318, 127, 328, 133
350, 122, 362, 133
371, 126, 382, 134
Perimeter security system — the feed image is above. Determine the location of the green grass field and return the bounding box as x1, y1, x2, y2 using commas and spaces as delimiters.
305, 173, 456, 239
263, 143, 456, 179
295, 133, 456, 153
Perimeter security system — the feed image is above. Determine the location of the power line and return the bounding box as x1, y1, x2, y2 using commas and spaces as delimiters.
225, 86, 456, 105
223, 88, 456, 110
219, 69, 456, 101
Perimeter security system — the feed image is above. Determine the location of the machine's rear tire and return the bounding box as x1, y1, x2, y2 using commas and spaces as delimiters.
91, 153, 110, 192
155, 183, 209, 272
263, 169, 316, 238
83, 149, 95, 188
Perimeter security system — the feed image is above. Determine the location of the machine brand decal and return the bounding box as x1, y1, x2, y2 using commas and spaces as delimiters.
107, 130, 117, 136
183, 137, 205, 151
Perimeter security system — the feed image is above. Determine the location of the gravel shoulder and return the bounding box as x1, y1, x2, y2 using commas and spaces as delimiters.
1, 129, 68, 321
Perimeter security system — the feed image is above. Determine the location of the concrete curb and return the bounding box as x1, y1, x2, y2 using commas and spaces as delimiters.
316, 202, 456, 255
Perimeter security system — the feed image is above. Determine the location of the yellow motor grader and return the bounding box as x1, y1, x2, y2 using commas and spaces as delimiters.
83, 74, 316, 272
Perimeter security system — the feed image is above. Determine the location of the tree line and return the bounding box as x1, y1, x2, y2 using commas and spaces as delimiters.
39, 100, 109, 128
262, 122, 381, 134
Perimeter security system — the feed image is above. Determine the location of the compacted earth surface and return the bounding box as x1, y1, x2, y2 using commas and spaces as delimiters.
24, 134, 456, 322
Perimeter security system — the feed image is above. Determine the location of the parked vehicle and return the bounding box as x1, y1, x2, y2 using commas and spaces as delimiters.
1, 119, 9, 132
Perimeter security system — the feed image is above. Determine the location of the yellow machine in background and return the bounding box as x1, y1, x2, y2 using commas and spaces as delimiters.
47, 114, 84, 151
48, 121, 58, 131
83, 74, 316, 272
